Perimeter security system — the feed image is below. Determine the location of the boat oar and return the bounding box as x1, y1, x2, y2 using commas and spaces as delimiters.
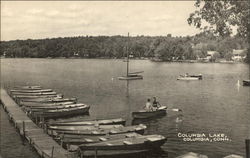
170, 108, 182, 112
158, 106, 182, 112
164, 107, 182, 112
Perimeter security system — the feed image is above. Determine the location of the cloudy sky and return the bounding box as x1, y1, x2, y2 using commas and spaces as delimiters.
1, 1, 202, 41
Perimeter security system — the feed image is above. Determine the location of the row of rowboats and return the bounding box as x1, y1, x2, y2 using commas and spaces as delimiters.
9, 86, 88, 119
9, 85, 167, 157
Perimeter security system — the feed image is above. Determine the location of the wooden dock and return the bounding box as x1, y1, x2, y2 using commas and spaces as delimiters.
0, 88, 75, 158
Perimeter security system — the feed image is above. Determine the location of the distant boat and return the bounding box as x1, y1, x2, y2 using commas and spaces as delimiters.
118, 71, 144, 80
243, 80, 250, 86
177, 74, 202, 80
132, 106, 167, 119
118, 33, 143, 80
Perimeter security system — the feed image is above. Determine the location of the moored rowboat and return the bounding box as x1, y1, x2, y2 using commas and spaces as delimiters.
19, 98, 77, 103
49, 124, 124, 131
132, 106, 167, 119
20, 101, 75, 107
49, 118, 126, 126
11, 91, 57, 96
31, 105, 90, 118
58, 132, 141, 145
77, 134, 166, 152
13, 86, 42, 90
13, 94, 60, 99
25, 103, 87, 111
10, 89, 53, 93
53, 124, 147, 136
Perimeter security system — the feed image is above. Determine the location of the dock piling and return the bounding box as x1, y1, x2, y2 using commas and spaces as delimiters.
51, 146, 54, 158
95, 148, 98, 158
22, 121, 25, 145
35, 115, 38, 125
60, 133, 65, 147
246, 139, 250, 158
44, 123, 48, 134
22, 121, 25, 135
39, 115, 42, 127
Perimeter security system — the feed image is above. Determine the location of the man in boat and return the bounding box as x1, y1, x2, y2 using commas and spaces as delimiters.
184, 73, 189, 77
152, 97, 161, 110
144, 98, 153, 111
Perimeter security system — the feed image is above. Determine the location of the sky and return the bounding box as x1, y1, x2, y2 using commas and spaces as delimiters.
1, 1, 202, 41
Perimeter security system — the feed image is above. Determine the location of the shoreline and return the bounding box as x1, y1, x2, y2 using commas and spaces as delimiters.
0, 57, 246, 64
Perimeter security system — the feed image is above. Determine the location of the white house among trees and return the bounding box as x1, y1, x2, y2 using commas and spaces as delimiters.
232, 49, 246, 61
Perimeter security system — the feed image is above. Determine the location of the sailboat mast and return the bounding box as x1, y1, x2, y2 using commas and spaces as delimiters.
126, 32, 129, 77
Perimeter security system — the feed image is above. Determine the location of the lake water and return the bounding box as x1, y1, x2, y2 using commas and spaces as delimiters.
0, 58, 249, 158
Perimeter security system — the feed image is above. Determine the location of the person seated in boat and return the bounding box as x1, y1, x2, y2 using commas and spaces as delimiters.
152, 97, 161, 110
144, 98, 153, 111
184, 73, 189, 77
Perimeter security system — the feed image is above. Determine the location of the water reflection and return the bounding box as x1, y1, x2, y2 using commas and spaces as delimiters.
106, 148, 168, 158
126, 80, 130, 98
132, 115, 167, 125
236, 80, 241, 92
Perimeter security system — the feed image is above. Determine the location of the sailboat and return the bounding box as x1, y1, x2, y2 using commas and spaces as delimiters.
118, 33, 143, 80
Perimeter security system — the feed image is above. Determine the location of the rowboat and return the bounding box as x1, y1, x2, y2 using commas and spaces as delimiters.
48, 124, 124, 131
13, 94, 61, 99
53, 124, 147, 136
10, 89, 53, 93
25, 103, 87, 111
132, 106, 167, 119
49, 118, 126, 126
13, 86, 42, 90
31, 105, 90, 118
11, 91, 57, 96
58, 132, 141, 145
21, 101, 75, 107
19, 98, 77, 103
77, 135, 166, 156
243, 80, 250, 86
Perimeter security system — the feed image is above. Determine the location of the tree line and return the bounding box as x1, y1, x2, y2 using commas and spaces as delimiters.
0, 32, 248, 61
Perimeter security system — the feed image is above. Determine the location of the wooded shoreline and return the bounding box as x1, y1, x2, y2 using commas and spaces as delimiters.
0, 32, 248, 62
